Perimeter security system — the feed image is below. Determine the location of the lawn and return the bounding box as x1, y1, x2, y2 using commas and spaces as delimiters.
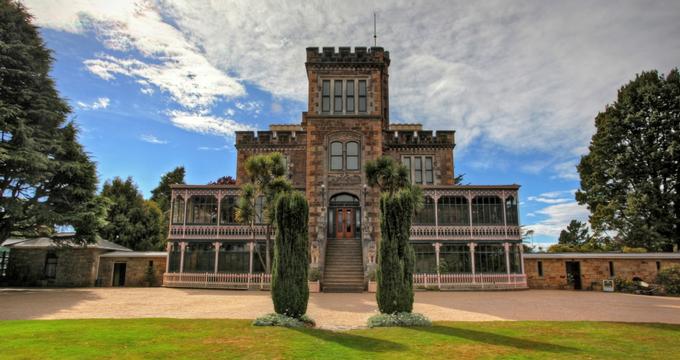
1, 319, 678, 359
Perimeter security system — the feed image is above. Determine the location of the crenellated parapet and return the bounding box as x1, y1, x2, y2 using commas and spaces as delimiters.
305, 46, 390, 66
384, 129, 456, 149
235, 130, 307, 149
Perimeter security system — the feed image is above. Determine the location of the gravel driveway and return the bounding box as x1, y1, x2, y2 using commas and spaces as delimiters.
2, 288, 679, 329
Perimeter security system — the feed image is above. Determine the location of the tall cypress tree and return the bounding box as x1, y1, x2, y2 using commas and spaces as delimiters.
271, 190, 309, 319
0, 1, 100, 243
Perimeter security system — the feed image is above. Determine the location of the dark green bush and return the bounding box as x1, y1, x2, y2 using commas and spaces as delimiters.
657, 265, 680, 295
376, 188, 416, 314
271, 191, 309, 318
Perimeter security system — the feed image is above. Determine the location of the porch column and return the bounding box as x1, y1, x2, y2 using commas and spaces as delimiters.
216, 191, 222, 228
247, 241, 255, 288
502, 191, 508, 239
433, 192, 439, 239
518, 243, 525, 274
213, 241, 220, 273
179, 241, 186, 274
468, 191, 474, 239
433, 242, 441, 289
504, 242, 511, 282
182, 190, 188, 238
165, 242, 171, 273
468, 242, 477, 283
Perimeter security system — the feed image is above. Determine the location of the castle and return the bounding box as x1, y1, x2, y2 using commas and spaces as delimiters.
164, 47, 525, 292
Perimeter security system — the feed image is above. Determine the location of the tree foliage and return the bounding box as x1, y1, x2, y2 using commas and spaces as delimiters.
558, 220, 590, 246
271, 190, 309, 319
365, 156, 410, 196
376, 188, 416, 314
100, 177, 164, 251
209, 175, 236, 185
576, 69, 680, 251
150, 166, 185, 242
0, 1, 100, 244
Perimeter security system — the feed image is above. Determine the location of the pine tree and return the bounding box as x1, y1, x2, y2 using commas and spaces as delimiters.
576, 69, 680, 251
0, 0, 100, 243
271, 190, 309, 319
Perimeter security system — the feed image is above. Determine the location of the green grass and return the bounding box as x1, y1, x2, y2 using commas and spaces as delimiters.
0, 319, 678, 359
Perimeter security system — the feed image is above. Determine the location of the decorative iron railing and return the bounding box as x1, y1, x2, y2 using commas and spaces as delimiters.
163, 272, 271, 290
168, 225, 268, 240
410, 225, 521, 240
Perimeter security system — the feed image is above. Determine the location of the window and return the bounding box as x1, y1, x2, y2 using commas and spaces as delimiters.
330, 141, 343, 170
537, 261, 544, 277
414, 196, 435, 225
440, 243, 471, 273
254, 196, 265, 224
183, 242, 215, 272
346, 80, 355, 112
334, 80, 343, 112
471, 196, 503, 225
187, 196, 218, 224
402, 156, 434, 184
44, 253, 57, 279
475, 244, 505, 273
171, 196, 185, 224
169, 242, 181, 272
321, 80, 330, 112
656, 261, 661, 271
220, 196, 237, 224
438, 196, 469, 225
505, 196, 519, 225
413, 243, 437, 273
358, 80, 367, 112
346, 142, 359, 170
609, 261, 615, 277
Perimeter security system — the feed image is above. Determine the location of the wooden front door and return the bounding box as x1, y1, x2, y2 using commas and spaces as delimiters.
335, 208, 355, 238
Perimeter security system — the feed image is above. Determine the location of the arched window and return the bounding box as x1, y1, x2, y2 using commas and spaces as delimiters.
187, 196, 218, 224
471, 196, 503, 225
438, 196, 469, 225
220, 195, 237, 224
171, 196, 185, 224
330, 141, 343, 170
346, 141, 359, 170
414, 196, 435, 225
505, 196, 518, 225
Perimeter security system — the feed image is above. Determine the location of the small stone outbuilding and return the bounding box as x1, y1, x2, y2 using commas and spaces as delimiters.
524, 253, 680, 290
97, 251, 166, 287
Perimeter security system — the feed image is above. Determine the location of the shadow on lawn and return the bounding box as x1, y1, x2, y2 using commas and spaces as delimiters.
412, 325, 578, 354
292, 328, 408, 352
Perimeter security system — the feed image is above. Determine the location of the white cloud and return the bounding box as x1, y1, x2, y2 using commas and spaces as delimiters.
139, 134, 168, 144
552, 159, 581, 181
224, 108, 236, 117
76, 97, 110, 110
25, 0, 680, 156
197, 145, 228, 151
168, 110, 253, 137
526, 202, 590, 238
527, 189, 576, 204
235, 101, 262, 114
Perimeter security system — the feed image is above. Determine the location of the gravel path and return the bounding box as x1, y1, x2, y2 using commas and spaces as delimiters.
2, 288, 679, 329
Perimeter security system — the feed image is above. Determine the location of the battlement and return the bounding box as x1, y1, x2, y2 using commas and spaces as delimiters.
384, 130, 456, 148
305, 46, 390, 65
235, 130, 307, 148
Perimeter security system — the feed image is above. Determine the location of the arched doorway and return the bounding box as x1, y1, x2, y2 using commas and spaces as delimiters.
328, 193, 361, 239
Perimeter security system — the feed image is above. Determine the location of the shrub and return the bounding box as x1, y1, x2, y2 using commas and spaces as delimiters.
271, 191, 309, 318
252, 313, 315, 328
657, 265, 680, 296
367, 312, 432, 328
622, 246, 647, 253
614, 278, 636, 293
376, 188, 416, 314
308, 267, 320, 282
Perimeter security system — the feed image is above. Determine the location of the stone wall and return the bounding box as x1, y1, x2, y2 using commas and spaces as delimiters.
97, 256, 166, 287
7, 248, 103, 287
525, 257, 680, 290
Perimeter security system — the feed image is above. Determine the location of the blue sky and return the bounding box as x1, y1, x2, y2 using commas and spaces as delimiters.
24, 0, 680, 247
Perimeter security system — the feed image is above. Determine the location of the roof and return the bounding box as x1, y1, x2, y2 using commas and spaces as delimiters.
100, 251, 167, 258
524, 252, 680, 260
1, 236, 131, 252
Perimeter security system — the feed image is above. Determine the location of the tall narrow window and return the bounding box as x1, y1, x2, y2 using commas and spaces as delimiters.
505, 196, 519, 225
424, 157, 434, 184
414, 157, 423, 184
346, 80, 355, 112
171, 196, 185, 224
537, 261, 544, 277
346, 141, 359, 170
657, 261, 661, 271
358, 80, 367, 112
44, 253, 57, 279
321, 80, 330, 112
330, 141, 343, 170
609, 261, 615, 277
334, 80, 343, 113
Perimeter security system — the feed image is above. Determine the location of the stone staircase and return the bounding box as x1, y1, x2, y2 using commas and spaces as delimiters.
323, 238, 365, 292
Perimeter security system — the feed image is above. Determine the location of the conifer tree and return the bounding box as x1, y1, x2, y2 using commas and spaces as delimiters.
0, 0, 100, 243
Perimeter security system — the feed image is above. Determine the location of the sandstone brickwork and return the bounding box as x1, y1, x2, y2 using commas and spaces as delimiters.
98, 255, 166, 287
7, 248, 103, 287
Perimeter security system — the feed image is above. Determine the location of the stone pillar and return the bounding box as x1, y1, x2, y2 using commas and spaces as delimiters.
504, 242, 511, 282
165, 242, 171, 273
468, 242, 477, 283
213, 241, 220, 273
179, 241, 186, 274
